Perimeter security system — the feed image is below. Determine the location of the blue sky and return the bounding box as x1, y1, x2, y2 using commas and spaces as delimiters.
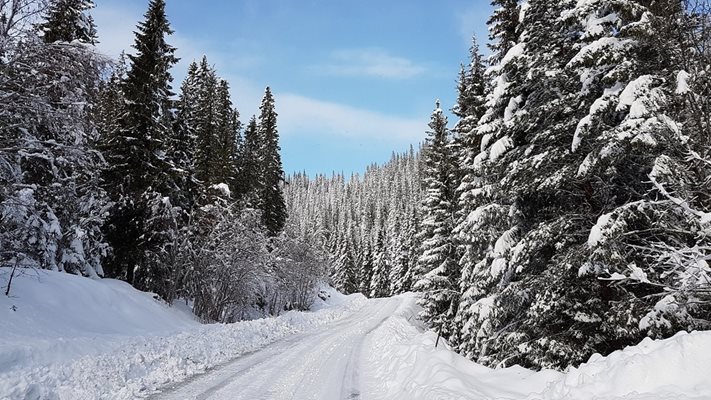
92, 0, 492, 176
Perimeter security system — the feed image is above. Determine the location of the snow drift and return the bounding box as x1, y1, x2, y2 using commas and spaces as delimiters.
363, 293, 711, 400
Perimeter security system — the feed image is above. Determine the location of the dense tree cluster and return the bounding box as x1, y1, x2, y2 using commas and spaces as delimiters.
284, 149, 423, 298
1, 0, 325, 322
289, 0, 711, 370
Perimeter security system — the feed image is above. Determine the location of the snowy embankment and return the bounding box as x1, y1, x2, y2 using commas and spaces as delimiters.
363, 293, 711, 400
0, 269, 365, 400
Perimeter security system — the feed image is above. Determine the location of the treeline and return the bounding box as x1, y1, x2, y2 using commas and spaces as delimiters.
0, 0, 326, 322
285, 148, 423, 298
288, 0, 711, 370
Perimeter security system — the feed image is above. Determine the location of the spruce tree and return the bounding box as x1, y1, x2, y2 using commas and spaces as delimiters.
453, 0, 711, 370
171, 60, 200, 211
358, 242, 375, 296
102, 0, 179, 293
369, 230, 391, 298
412, 101, 459, 336
192, 56, 218, 192
237, 115, 261, 203
39, 0, 97, 44
449, 36, 489, 348
487, 0, 520, 64
214, 79, 240, 190
257, 87, 287, 236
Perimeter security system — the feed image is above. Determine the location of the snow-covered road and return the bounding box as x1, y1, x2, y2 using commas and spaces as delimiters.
152, 297, 400, 400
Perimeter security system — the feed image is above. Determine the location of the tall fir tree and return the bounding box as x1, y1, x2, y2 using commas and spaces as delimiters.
257, 87, 287, 236
213, 79, 240, 190
238, 115, 261, 204
412, 101, 459, 337
101, 0, 180, 296
171, 60, 200, 211
448, 36, 488, 348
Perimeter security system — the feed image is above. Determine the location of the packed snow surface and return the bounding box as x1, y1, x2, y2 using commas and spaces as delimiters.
2, 269, 711, 399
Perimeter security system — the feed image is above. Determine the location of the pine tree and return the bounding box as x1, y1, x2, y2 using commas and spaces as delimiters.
257, 87, 287, 236
412, 101, 459, 336
101, 0, 179, 295
39, 0, 97, 44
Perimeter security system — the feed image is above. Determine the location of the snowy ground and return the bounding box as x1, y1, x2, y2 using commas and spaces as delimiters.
2, 269, 711, 400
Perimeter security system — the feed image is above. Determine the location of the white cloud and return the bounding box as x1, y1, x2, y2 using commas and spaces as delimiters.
276, 93, 426, 142
311, 48, 427, 79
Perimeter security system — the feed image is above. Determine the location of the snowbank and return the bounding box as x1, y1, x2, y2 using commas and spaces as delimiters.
361, 293, 560, 400
1, 268, 197, 339
362, 293, 711, 400
543, 331, 711, 400
0, 269, 366, 400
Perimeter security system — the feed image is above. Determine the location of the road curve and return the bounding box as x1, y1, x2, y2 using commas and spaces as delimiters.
151, 297, 401, 400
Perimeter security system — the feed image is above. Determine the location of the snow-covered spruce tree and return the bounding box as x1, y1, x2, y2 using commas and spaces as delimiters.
454, 0, 711, 370
452, 0, 530, 358
213, 79, 240, 191
329, 235, 358, 294
192, 56, 218, 195
574, 0, 711, 342
412, 101, 459, 337
170, 60, 200, 212
358, 242, 375, 295
1, 0, 109, 279
238, 115, 261, 204
257, 87, 287, 236
369, 229, 391, 298
448, 35, 488, 348
38, 0, 96, 44
101, 0, 180, 298
487, 0, 521, 65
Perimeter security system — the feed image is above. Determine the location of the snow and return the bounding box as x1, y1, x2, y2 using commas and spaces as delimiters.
617, 75, 656, 119
639, 295, 679, 331
363, 294, 711, 400
209, 183, 231, 197
494, 227, 518, 255
544, 331, 711, 400
629, 264, 650, 283
0, 269, 366, 399
676, 70, 691, 95
588, 212, 612, 247
2, 272, 711, 400
489, 136, 514, 162
362, 293, 560, 400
